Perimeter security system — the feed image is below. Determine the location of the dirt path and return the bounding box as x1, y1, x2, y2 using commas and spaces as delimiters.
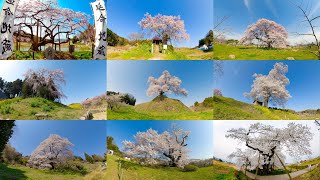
148, 45, 166, 60
244, 164, 318, 180
93, 112, 106, 120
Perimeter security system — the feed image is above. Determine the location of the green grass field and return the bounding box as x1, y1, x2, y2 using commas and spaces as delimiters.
107, 155, 214, 180
213, 96, 320, 120
213, 160, 247, 180
107, 98, 213, 120
107, 44, 213, 60
0, 163, 103, 180
213, 43, 318, 60
0, 97, 84, 120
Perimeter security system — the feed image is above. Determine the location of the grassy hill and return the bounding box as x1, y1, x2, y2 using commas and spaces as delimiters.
0, 97, 84, 120
213, 43, 318, 60
107, 97, 213, 120
213, 96, 320, 120
0, 163, 102, 180
213, 160, 247, 180
107, 155, 214, 180
288, 157, 320, 180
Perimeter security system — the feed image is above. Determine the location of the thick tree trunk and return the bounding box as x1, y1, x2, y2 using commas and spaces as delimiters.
264, 98, 269, 108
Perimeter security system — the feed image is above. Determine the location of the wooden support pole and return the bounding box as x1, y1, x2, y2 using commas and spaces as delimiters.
254, 153, 260, 180
275, 153, 292, 180
58, 25, 61, 51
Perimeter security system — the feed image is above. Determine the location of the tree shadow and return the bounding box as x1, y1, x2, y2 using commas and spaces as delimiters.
0, 163, 28, 180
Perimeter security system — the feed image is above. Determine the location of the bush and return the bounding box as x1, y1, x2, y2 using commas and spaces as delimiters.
1, 106, 13, 114
84, 153, 94, 164
120, 94, 136, 106
194, 102, 199, 107
54, 161, 87, 175
28, 110, 37, 116
42, 105, 54, 112
1, 144, 22, 165
30, 101, 40, 108
183, 164, 198, 172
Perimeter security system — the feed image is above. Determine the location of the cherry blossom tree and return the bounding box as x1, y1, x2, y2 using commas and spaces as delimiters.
128, 32, 144, 42
28, 134, 74, 170
226, 122, 313, 175
146, 70, 188, 100
240, 19, 288, 48
244, 63, 291, 108
139, 13, 190, 44
106, 94, 122, 110
14, 0, 90, 51
23, 68, 66, 101
122, 124, 191, 168
214, 89, 223, 96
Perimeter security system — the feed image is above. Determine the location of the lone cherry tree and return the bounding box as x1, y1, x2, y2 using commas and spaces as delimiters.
147, 70, 188, 100
139, 13, 190, 44
122, 124, 190, 168
23, 68, 66, 101
14, 0, 89, 51
245, 62, 291, 108
28, 134, 74, 170
240, 19, 288, 48
226, 122, 313, 175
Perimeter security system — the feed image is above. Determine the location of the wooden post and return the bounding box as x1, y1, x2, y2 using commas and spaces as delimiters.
36, 20, 39, 51
92, 43, 94, 59
58, 25, 61, 51
40, 26, 42, 51
275, 153, 292, 180
254, 153, 260, 180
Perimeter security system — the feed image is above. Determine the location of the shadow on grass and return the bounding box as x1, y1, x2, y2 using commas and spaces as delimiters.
0, 163, 28, 180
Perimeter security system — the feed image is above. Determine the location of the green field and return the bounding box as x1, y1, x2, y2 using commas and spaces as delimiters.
213, 160, 247, 180
0, 97, 84, 120
213, 96, 320, 120
107, 155, 214, 180
107, 98, 213, 120
107, 44, 213, 60
0, 163, 104, 180
213, 43, 318, 60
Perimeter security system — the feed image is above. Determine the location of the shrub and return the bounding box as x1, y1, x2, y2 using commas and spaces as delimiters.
84, 153, 94, 164
42, 105, 54, 112
120, 94, 136, 106
194, 102, 199, 107
29, 110, 37, 116
183, 164, 198, 172
54, 161, 87, 175
1, 106, 13, 114
30, 101, 40, 108
1, 144, 22, 165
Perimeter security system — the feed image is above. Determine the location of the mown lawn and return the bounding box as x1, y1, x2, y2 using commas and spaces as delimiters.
0, 163, 85, 180
107, 155, 214, 180
107, 44, 213, 60
107, 106, 212, 120
213, 96, 320, 120
0, 97, 84, 120
213, 43, 318, 60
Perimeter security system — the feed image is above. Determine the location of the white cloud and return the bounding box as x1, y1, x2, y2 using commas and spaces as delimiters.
244, 0, 251, 10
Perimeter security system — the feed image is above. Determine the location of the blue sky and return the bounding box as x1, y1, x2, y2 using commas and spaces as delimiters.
0, 61, 106, 105
214, 61, 320, 111
9, 121, 106, 158
107, 120, 214, 160
215, 0, 320, 44
107, 61, 213, 106
108, 0, 213, 47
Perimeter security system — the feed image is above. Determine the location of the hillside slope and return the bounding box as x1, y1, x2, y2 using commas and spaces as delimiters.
107, 155, 214, 180
0, 97, 84, 120
135, 97, 191, 113
213, 96, 320, 120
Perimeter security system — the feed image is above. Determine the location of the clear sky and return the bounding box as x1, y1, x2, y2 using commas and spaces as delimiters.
107, 120, 214, 160
213, 120, 320, 164
9, 121, 106, 158
108, 0, 213, 47
0, 61, 106, 105
215, 0, 320, 45
107, 61, 213, 107
214, 61, 320, 111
